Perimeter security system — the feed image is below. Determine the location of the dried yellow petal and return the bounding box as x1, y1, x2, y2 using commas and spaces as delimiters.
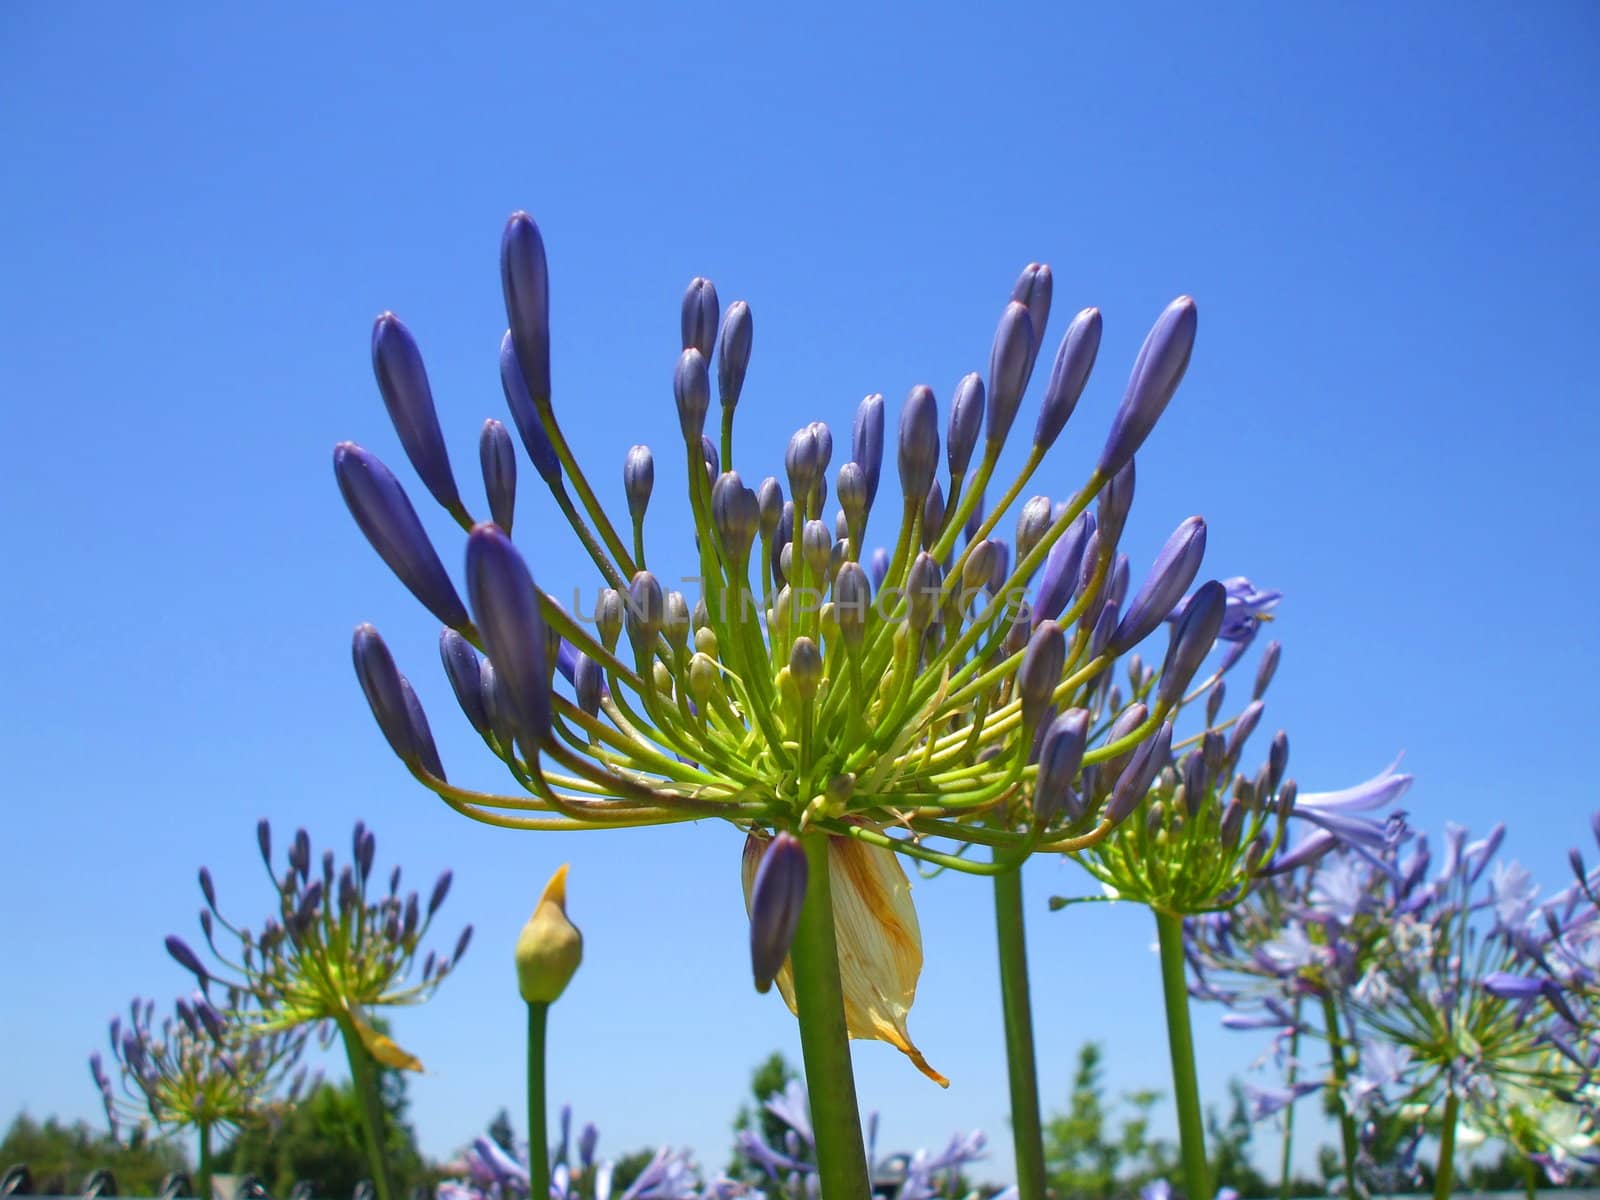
743, 832, 947, 1086
347, 1008, 424, 1072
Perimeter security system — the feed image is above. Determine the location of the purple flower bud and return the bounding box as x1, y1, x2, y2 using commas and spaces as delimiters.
256, 819, 272, 870
836, 461, 868, 534
986, 538, 1012, 597
1114, 518, 1207, 654
401, 676, 444, 778
1155, 580, 1226, 710
195, 999, 224, 1043
1098, 296, 1198, 477
717, 300, 753, 411
439, 628, 490, 738
785, 425, 823, 510
906, 552, 943, 632
1107, 722, 1173, 825
1035, 709, 1090, 825
712, 471, 760, 563
946, 372, 985, 480
479, 419, 517, 532
352, 624, 434, 770
834, 561, 871, 646
465, 523, 552, 749
809, 421, 834, 474
898, 385, 940, 506
749, 833, 808, 993
674, 348, 711, 443
1034, 307, 1102, 450
166, 936, 209, 986
1253, 640, 1281, 700
1015, 496, 1053, 565
334, 443, 470, 630
428, 870, 452, 916
922, 480, 947, 548
574, 651, 603, 716
1268, 731, 1289, 792
623, 444, 655, 525
1018, 620, 1066, 730
627, 571, 667, 651
680, 277, 720, 360
1088, 598, 1119, 659
1182, 751, 1208, 813
1107, 555, 1130, 609
498, 331, 561, 485
1226, 698, 1265, 765
290, 829, 311, 880
985, 301, 1036, 450
1205, 680, 1226, 727
371, 312, 464, 517
1482, 972, 1546, 1002
198, 867, 217, 912
1010, 263, 1053, 372
453, 924, 473, 964
869, 547, 890, 590
851, 393, 886, 509
357, 829, 376, 881
1033, 512, 1093, 625
501, 212, 551, 402
962, 539, 998, 596
1096, 458, 1136, 552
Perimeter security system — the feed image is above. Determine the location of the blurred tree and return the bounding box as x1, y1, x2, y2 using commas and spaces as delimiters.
1043, 1041, 1176, 1195
217, 1070, 427, 1197
1, 1113, 187, 1195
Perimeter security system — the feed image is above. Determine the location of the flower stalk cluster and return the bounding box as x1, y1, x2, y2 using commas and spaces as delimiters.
164, 820, 469, 1200
90, 992, 308, 1194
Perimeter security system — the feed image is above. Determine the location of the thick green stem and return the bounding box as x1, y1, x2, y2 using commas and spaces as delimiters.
527, 1001, 551, 1200
992, 866, 1047, 1200
340, 1021, 396, 1200
196, 1121, 212, 1200
788, 833, 870, 1198
1434, 1092, 1459, 1200
1279, 1002, 1300, 1200
1154, 910, 1210, 1200
1320, 992, 1361, 1196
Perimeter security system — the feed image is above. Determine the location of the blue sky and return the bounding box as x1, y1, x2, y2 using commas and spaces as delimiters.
3, 0, 1597, 1183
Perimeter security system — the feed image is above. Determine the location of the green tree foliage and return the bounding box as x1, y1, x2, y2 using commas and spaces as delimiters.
217, 1072, 427, 1198
1, 1113, 188, 1195
1043, 1041, 1174, 1195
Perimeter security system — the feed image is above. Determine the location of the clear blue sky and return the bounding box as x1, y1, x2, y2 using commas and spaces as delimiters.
3, 1, 1597, 1183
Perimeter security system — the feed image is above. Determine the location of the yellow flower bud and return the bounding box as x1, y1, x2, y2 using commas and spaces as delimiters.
742, 833, 946, 1087
515, 864, 583, 1004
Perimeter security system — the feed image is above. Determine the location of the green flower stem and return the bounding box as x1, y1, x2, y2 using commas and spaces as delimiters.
1279, 1001, 1301, 1200
789, 832, 870, 1198
196, 1120, 212, 1200
339, 1020, 396, 1200
1154, 909, 1211, 1200
1320, 992, 1361, 1194
992, 864, 1047, 1200
527, 1001, 551, 1200
1434, 1091, 1459, 1200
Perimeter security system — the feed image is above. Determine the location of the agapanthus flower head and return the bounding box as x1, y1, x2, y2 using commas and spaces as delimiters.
166, 820, 468, 1070
336, 209, 1240, 1079
91, 990, 308, 1143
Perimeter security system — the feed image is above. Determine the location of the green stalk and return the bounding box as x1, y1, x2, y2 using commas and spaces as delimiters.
1154, 910, 1211, 1200
1434, 1091, 1459, 1200
788, 832, 870, 1198
527, 1001, 551, 1200
195, 1120, 212, 1200
1279, 1000, 1301, 1200
339, 1021, 396, 1200
1320, 992, 1360, 1195
992, 865, 1047, 1200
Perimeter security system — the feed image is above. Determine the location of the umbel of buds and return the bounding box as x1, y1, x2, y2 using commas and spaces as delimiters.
164, 820, 470, 1072
91, 991, 308, 1143
336, 209, 1240, 1082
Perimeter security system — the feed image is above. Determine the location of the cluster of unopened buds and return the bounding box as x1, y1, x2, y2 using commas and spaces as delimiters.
163, 819, 469, 1070
335, 206, 1411, 1097
89, 990, 308, 1141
